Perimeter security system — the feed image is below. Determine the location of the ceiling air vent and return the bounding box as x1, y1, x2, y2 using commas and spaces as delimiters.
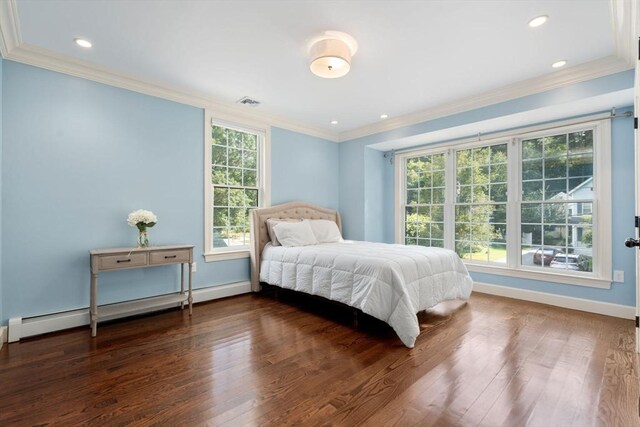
237, 96, 261, 107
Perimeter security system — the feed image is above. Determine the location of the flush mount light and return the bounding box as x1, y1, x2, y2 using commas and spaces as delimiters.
528, 15, 548, 28
331, 120, 339, 125
74, 38, 92, 48
308, 31, 358, 79
380, 114, 389, 120
552, 60, 567, 68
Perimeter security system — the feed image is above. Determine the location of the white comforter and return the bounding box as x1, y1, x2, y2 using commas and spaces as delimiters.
260, 241, 473, 348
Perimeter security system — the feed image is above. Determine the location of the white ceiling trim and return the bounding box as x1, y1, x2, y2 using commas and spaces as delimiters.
5, 43, 340, 141
337, 55, 632, 142
367, 89, 633, 152
0, 0, 339, 142
0, 0, 634, 145
0, 0, 20, 57
610, 0, 636, 66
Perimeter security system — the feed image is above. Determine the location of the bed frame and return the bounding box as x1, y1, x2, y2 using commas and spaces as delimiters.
249, 201, 342, 292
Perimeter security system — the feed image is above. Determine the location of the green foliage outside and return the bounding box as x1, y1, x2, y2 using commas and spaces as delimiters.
405, 130, 594, 268
211, 125, 259, 247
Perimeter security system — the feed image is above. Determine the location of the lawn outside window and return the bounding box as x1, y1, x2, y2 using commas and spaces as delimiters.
395, 116, 611, 289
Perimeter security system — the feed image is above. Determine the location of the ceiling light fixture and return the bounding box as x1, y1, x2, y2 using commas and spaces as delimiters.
331, 120, 339, 125
528, 15, 548, 28
380, 114, 389, 119
74, 38, 92, 48
552, 60, 567, 68
308, 31, 358, 79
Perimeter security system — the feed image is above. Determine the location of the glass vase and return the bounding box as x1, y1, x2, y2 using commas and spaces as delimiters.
137, 228, 150, 248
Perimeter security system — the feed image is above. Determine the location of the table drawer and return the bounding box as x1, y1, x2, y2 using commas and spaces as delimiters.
99, 252, 148, 270
149, 249, 191, 265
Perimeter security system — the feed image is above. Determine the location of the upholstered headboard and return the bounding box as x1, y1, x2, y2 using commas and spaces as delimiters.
249, 201, 342, 291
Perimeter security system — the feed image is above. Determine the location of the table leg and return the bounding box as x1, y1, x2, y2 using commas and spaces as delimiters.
180, 263, 185, 310
90, 272, 98, 337
188, 262, 193, 315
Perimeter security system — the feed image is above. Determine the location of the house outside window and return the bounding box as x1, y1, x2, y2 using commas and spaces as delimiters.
395, 117, 611, 288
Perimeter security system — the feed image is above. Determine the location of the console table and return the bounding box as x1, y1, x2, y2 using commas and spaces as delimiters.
89, 245, 194, 337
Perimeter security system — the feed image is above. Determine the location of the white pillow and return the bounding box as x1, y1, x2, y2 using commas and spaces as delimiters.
272, 220, 318, 247
309, 219, 343, 243
266, 218, 301, 246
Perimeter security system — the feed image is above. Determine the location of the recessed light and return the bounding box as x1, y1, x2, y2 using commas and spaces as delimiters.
330, 120, 338, 125
528, 15, 548, 28
74, 38, 92, 48
552, 60, 567, 68
380, 114, 389, 119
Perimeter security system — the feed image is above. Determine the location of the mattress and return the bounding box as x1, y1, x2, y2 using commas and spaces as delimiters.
260, 241, 473, 348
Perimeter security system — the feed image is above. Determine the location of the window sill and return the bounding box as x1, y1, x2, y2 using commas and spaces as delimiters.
203, 250, 250, 262
465, 263, 612, 289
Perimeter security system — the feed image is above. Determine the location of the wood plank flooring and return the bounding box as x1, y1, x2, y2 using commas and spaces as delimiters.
0, 291, 638, 426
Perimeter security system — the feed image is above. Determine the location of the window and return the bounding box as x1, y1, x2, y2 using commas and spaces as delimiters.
404, 153, 446, 248
520, 130, 594, 272
455, 143, 508, 264
396, 118, 611, 288
204, 115, 270, 261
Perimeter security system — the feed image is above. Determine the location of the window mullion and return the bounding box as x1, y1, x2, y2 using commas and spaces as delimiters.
507, 138, 520, 269
444, 148, 456, 250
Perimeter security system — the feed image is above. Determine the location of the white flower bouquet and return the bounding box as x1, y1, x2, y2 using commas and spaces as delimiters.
127, 209, 157, 247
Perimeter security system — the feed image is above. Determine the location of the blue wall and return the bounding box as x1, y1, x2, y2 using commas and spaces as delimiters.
0, 58, 635, 326
364, 147, 393, 243
1, 60, 338, 323
339, 139, 365, 240
340, 70, 636, 306
271, 127, 339, 209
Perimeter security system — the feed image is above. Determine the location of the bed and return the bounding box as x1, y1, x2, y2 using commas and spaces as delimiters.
249, 202, 473, 348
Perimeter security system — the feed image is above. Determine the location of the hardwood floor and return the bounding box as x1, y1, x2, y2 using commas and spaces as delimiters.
0, 291, 638, 426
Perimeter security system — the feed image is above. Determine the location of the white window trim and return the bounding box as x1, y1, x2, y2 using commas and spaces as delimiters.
395, 114, 612, 289
203, 110, 271, 262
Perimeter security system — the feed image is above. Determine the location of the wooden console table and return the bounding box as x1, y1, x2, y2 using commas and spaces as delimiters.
89, 245, 194, 337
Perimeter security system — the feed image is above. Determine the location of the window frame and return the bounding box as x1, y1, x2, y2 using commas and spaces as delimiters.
395, 116, 611, 289
452, 141, 510, 266
203, 111, 271, 262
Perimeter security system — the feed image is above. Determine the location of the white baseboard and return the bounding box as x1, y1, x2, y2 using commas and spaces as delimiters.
8, 318, 21, 343
192, 281, 251, 303
473, 282, 636, 319
0, 326, 7, 349
8, 281, 251, 342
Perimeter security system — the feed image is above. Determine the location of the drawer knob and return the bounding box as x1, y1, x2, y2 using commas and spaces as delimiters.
116, 259, 131, 263
164, 255, 177, 259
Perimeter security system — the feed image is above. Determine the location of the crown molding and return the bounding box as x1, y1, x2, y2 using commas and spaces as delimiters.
610, 0, 636, 66
0, 0, 634, 144
337, 55, 633, 142
0, 1, 339, 142
5, 44, 339, 141
0, 0, 20, 57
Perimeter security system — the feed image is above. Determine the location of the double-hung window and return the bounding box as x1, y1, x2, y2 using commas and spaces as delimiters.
454, 143, 509, 264
405, 153, 446, 248
397, 118, 611, 288
204, 115, 269, 261
520, 129, 596, 273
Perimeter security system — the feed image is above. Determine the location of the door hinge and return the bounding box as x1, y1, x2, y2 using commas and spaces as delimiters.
638, 37, 640, 60
635, 117, 638, 129
636, 316, 639, 328
635, 216, 640, 228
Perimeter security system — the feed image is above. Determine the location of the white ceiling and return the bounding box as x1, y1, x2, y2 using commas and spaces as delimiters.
14, 0, 620, 135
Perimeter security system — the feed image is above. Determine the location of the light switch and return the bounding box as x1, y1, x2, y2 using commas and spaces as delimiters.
613, 270, 624, 283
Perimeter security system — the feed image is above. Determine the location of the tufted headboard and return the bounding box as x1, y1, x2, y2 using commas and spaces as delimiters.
249, 201, 342, 291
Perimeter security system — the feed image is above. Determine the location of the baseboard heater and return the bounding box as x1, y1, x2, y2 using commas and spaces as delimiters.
7, 281, 251, 343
